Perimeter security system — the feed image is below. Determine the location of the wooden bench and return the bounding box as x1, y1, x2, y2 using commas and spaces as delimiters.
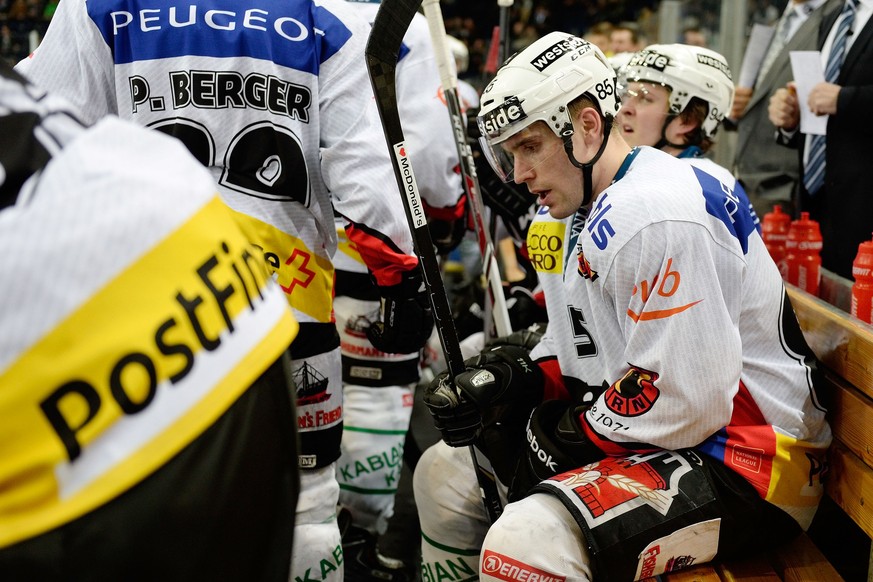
651, 271, 873, 582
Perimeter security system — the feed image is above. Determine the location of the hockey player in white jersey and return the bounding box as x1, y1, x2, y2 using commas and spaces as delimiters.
333, 1, 465, 580
415, 32, 831, 581
17, 1, 434, 580
616, 43, 760, 228
0, 62, 301, 580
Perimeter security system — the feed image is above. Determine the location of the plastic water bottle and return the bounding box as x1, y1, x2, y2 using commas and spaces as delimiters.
785, 212, 822, 296
761, 204, 791, 277
851, 234, 873, 324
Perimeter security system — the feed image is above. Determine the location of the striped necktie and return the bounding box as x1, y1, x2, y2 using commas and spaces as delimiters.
759, 8, 796, 83
803, 0, 859, 195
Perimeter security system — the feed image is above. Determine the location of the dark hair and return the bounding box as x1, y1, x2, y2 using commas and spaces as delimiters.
677, 96, 713, 151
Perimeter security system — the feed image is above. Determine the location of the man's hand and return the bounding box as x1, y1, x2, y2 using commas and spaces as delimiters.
486, 322, 547, 353
730, 86, 753, 120
769, 82, 800, 130
808, 82, 841, 116
366, 268, 434, 354
423, 345, 544, 448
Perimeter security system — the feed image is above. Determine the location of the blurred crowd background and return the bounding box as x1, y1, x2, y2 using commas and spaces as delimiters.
2, 0, 786, 72
0, 0, 54, 67
438, 0, 788, 91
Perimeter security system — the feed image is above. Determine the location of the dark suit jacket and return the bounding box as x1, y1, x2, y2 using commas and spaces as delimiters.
734, 0, 840, 218
800, 1, 873, 278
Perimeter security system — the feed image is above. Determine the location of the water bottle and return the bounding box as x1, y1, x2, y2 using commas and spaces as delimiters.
785, 212, 822, 295
851, 234, 873, 324
761, 204, 791, 277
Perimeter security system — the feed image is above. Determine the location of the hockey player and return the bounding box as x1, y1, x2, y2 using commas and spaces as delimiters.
16, 1, 433, 579
333, 1, 465, 580
415, 32, 832, 580
617, 43, 760, 229
0, 63, 300, 580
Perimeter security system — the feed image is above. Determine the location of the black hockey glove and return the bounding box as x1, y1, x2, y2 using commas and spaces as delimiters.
423, 344, 543, 451
505, 286, 548, 331
509, 399, 606, 501
428, 216, 467, 255
485, 322, 547, 353
366, 268, 434, 354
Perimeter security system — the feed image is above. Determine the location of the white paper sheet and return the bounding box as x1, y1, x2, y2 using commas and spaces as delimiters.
738, 24, 776, 88
790, 50, 827, 135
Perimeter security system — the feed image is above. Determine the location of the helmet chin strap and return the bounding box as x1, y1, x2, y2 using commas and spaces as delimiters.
654, 114, 686, 150
561, 116, 614, 208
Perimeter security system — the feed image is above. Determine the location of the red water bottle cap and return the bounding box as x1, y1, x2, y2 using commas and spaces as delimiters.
787, 212, 823, 251
853, 233, 873, 278
763, 204, 790, 224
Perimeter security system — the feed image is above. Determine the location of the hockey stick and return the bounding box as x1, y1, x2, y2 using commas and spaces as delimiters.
497, 0, 514, 66
421, 0, 512, 342
365, 0, 504, 523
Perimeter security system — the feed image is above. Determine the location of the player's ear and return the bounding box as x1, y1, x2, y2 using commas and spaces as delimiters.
670, 114, 698, 144
577, 107, 602, 137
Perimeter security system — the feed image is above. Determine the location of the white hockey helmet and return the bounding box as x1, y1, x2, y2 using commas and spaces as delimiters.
476, 31, 619, 182
446, 35, 470, 74
619, 43, 734, 139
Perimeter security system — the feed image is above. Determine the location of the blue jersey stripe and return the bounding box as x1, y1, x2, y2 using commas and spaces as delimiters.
693, 166, 756, 255
87, 0, 352, 74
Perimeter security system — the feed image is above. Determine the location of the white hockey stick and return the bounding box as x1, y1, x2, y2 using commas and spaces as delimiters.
422, 0, 513, 342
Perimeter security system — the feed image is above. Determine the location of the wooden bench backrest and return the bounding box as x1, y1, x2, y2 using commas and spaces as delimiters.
786, 282, 873, 541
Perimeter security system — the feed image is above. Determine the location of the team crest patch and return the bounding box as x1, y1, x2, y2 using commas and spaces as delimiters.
577, 249, 598, 281
603, 366, 660, 416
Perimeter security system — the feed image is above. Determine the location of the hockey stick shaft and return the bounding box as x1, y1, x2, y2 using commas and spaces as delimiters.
422, 0, 512, 341
365, 0, 503, 523
497, 0, 514, 66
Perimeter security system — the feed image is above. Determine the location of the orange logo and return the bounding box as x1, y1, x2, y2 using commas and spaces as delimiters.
627, 258, 702, 322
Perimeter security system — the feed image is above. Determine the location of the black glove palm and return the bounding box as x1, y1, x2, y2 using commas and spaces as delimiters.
366, 268, 434, 354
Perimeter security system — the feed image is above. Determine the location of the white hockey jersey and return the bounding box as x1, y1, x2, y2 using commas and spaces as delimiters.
17, 0, 418, 325
678, 146, 761, 231
528, 146, 831, 528
334, 0, 465, 276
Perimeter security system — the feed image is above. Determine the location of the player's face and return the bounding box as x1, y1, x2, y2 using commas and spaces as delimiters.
610, 30, 636, 54
503, 121, 583, 219
617, 82, 670, 148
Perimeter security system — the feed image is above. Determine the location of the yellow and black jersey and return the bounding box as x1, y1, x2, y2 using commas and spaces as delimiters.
0, 113, 299, 578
